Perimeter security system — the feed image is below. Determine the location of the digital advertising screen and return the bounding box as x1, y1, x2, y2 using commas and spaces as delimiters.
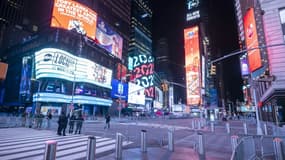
19, 56, 32, 101
240, 56, 249, 76
51, 0, 97, 39
111, 79, 128, 100
35, 48, 112, 89
128, 82, 145, 105
95, 17, 123, 59
243, 8, 262, 72
131, 54, 154, 98
184, 26, 201, 106
116, 63, 127, 80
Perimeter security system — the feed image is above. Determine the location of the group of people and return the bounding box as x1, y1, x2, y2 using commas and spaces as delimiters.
57, 112, 84, 136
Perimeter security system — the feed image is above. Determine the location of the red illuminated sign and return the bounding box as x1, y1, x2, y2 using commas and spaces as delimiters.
184, 26, 201, 105
244, 8, 262, 72
51, 0, 97, 40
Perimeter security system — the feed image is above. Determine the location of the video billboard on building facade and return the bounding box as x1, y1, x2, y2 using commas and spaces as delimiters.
131, 54, 154, 98
51, 0, 97, 40
35, 48, 112, 89
184, 26, 201, 106
95, 17, 123, 59
243, 8, 262, 72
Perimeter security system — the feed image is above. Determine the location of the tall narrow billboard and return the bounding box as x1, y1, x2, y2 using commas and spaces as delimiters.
243, 8, 262, 72
51, 0, 97, 40
184, 26, 201, 106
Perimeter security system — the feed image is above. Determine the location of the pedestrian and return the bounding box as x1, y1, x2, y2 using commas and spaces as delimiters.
104, 114, 111, 129
21, 112, 27, 127
69, 113, 76, 134
38, 112, 44, 129
46, 110, 52, 129
57, 112, 68, 136
75, 113, 84, 134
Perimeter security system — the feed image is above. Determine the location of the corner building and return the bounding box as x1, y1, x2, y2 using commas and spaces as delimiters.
234, 0, 285, 124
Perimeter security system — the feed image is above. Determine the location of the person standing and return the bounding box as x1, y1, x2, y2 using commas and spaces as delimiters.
46, 111, 52, 129
57, 112, 68, 136
69, 113, 76, 134
75, 113, 84, 134
104, 114, 111, 129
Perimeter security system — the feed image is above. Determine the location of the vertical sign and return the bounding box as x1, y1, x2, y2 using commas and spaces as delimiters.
243, 8, 262, 72
184, 26, 201, 106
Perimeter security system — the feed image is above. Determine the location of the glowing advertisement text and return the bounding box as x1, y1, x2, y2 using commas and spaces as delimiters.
35, 48, 112, 89
131, 54, 154, 98
243, 8, 262, 72
51, 0, 97, 39
184, 26, 201, 106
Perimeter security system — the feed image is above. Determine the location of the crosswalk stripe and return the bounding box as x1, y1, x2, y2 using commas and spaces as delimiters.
0, 128, 133, 160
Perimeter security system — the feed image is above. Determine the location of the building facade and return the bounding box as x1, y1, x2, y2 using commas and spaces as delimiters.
234, 0, 285, 123
0, 0, 131, 117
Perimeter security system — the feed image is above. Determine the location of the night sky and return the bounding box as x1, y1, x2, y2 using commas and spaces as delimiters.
152, 0, 243, 102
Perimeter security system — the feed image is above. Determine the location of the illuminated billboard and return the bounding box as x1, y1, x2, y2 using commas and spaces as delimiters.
35, 48, 112, 89
51, 0, 97, 40
243, 8, 262, 72
128, 82, 145, 105
111, 79, 128, 100
95, 17, 123, 59
184, 26, 201, 106
240, 56, 249, 76
131, 54, 154, 98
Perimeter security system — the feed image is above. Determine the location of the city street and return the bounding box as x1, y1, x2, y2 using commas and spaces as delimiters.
0, 116, 260, 160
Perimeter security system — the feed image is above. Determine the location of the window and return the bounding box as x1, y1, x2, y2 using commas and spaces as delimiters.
279, 8, 285, 41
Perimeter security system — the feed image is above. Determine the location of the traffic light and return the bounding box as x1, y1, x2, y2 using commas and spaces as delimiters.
210, 63, 216, 75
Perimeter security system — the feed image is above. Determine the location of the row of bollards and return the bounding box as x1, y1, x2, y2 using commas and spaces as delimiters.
231, 135, 284, 160
44, 136, 97, 160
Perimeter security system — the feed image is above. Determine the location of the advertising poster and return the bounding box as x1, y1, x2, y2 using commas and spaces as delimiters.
0, 62, 8, 80
51, 0, 97, 39
111, 79, 128, 100
184, 26, 201, 106
19, 56, 32, 101
243, 8, 262, 72
95, 17, 123, 59
116, 63, 127, 80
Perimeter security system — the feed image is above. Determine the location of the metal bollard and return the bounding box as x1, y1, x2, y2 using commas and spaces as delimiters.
168, 128, 174, 152
86, 136, 96, 160
192, 120, 195, 129
243, 122, 248, 135
115, 133, 123, 159
210, 122, 214, 132
264, 123, 268, 135
197, 132, 205, 160
44, 140, 57, 160
141, 130, 147, 152
273, 138, 283, 160
198, 121, 201, 130
231, 135, 238, 152
226, 123, 230, 134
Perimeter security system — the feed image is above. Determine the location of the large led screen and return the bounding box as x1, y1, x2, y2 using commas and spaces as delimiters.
244, 8, 262, 72
35, 48, 112, 89
131, 54, 154, 98
184, 26, 201, 106
95, 17, 123, 59
128, 82, 145, 105
51, 0, 97, 40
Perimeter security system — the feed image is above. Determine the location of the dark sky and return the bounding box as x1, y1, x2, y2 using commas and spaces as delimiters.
152, 0, 243, 102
